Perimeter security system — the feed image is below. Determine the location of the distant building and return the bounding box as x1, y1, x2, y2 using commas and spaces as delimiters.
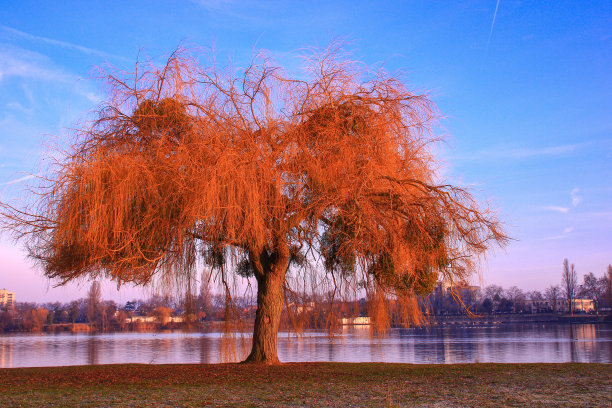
126, 315, 156, 323
435, 282, 481, 299
286, 301, 315, 314
341, 316, 371, 325
571, 299, 595, 313
554, 298, 595, 314
457, 285, 481, 302
525, 299, 551, 313
0, 289, 15, 309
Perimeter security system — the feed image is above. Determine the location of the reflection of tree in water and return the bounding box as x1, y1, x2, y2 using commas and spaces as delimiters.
87, 336, 98, 365
459, 327, 475, 363
443, 327, 457, 363
154, 336, 173, 364
69, 335, 80, 366
198, 335, 211, 364
429, 328, 447, 364
491, 326, 510, 363
568, 324, 577, 362
576, 324, 597, 359
279, 332, 302, 361
568, 324, 600, 363
0, 341, 13, 368
396, 328, 416, 363
552, 324, 562, 356
219, 332, 249, 363
325, 338, 335, 362
370, 331, 388, 362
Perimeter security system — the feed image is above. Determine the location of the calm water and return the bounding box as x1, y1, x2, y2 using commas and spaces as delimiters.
1, 323, 611, 368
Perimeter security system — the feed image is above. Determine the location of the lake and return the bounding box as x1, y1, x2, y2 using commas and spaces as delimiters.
1, 323, 611, 368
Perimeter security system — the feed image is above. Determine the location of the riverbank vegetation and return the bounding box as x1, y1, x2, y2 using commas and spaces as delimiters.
0, 362, 610, 407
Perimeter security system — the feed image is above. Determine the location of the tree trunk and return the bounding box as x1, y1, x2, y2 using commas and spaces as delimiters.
244, 257, 288, 364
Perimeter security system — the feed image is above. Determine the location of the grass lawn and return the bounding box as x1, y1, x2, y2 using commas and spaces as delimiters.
0, 362, 610, 407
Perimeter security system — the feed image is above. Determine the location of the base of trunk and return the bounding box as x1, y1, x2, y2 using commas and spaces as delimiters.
241, 351, 280, 364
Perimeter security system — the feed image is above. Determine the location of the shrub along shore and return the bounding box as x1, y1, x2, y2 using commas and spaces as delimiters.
1, 362, 610, 407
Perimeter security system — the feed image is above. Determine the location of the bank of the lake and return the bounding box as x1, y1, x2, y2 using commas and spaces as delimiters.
1, 362, 610, 407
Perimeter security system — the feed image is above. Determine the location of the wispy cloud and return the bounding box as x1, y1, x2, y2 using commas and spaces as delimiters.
545, 226, 574, 240
0, 44, 100, 103
505, 144, 577, 158
188, 0, 297, 31
487, 0, 501, 49
452, 144, 578, 162
6, 101, 33, 115
541, 206, 569, 213
190, 0, 235, 10
0, 44, 73, 83
1, 25, 128, 61
540, 189, 583, 215
571, 188, 582, 207
545, 234, 568, 240
1, 174, 36, 185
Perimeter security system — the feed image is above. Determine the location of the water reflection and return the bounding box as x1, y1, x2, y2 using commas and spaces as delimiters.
0, 323, 611, 368
0, 340, 11, 367
87, 337, 97, 365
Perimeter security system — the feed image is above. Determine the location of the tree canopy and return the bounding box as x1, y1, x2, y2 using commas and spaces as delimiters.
1, 46, 507, 363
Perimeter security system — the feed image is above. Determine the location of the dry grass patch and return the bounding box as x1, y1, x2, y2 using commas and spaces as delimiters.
0, 363, 610, 407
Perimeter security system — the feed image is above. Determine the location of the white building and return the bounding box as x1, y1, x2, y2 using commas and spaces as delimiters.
341, 316, 371, 325
571, 299, 594, 313
555, 298, 595, 313
0, 289, 15, 309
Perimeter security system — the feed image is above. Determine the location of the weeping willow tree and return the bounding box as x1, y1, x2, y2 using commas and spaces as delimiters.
1, 46, 507, 363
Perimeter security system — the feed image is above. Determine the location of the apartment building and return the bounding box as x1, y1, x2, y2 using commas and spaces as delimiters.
0, 289, 15, 309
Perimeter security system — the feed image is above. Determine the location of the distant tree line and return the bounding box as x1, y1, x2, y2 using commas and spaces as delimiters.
0, 278, 259, 333
1, 263, 610, 332
463, 261, 611, 316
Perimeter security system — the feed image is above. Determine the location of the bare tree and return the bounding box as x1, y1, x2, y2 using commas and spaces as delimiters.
69, 301, 80, 323
87, 281, 101, 327
529, 290, 544, 313
23, 307, 49, 332
562, 259, 578, 316
579, 272, 602, 313
601, 265, 612, 312
545, 285, 561, 313
529, 290, 543, 302
0, 46, 507, 363
484, 285, 503, 302
505, 286, 526, 313
483, 284, 503, 312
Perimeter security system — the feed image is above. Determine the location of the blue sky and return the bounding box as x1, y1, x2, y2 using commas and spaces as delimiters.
0, 0, 610, 302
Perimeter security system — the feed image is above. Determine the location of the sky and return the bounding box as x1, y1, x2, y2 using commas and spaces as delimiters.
0, 0, 610, 303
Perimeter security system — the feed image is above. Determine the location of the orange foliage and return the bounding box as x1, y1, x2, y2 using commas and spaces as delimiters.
22, 307, 49, 332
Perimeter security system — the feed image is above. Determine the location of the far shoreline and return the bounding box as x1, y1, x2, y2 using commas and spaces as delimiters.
2, 313, 610, 335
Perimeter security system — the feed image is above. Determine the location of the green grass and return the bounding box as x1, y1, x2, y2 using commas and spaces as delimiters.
1, 363, 610, 407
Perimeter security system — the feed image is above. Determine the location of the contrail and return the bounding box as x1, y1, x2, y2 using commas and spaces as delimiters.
487, 0, 501, 49
1, 174, 36, 186
0, 25, 129, 62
